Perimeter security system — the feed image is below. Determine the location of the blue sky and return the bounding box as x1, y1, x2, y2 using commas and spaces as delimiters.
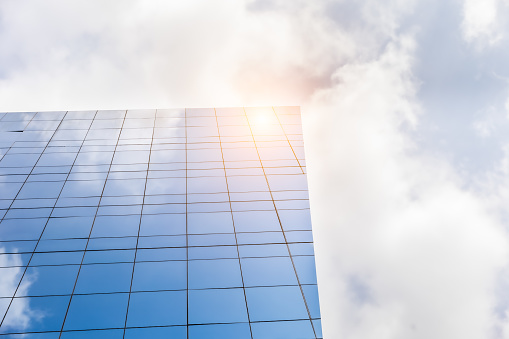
2, 0, 509, 338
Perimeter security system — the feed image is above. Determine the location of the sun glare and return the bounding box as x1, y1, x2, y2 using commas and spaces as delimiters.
252, 113, 270, 125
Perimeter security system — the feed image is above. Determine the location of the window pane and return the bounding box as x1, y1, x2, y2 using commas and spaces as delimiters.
2, 295, 70, 332
61, 329, 124, 339
251, 320, 315, 339
241, 257, 298, 287
131, 261, 186, 291
125, 326, 186, 338
63, 293, 128, 330
74, 263, 132, 293
126, 290, 187, 327
188, 288, 248, 324
17, 265, 79, 296
189, 323, 251, 339
246, 286, 309, 321
188, 258, 243, 289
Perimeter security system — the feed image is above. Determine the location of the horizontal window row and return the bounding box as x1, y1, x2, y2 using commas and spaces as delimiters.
0, 288, 318, 327
0, 115, 301, 125
0, 150, 304, 168
2, 194, 309, 206
0, 229, 315, 251
1, 181, 307, 203
0, 110, 301, 122
0, 133, 303, 145
0, 211, 312, 241
0, 258, 318, 299
12, 120, 303, 132
0, 321, 321, 339
0, 199, 308, 216
0, 170, 306, 185
0, 108, 300, 120
0, 119, 301, 130
0, 188, 308, 204
0, 225, 314, 243
2, 199, 310, 213
0, 248, 316, 269
0, 147, 305, 161
0, 159, 305, 173
0, 140, 305, 151
2, 143, 305, 156
2, 138, 304, 149
0, 188, 309, 204
0, 289, 317, 337
3, 173, 307, 192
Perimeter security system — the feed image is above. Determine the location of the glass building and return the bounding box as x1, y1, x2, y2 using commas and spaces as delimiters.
0, 107, 322, 338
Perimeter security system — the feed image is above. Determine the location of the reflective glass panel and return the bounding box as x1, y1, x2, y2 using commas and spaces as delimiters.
0, 108, 322, 338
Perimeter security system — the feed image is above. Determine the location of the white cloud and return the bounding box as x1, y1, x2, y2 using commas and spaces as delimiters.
305, 34, 509, 338
0, 0, 356, 110
461, 0, 504, 46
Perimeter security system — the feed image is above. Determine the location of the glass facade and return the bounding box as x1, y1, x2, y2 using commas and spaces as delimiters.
0, 107, 322, 338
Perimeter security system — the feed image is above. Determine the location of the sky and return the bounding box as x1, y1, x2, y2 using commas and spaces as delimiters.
2, 0, 509, 338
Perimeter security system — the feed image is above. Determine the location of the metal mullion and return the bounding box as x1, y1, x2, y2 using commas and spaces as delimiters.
0, 111, 73, 328
243, 107, 318, 338
23, 111, 44, 131
185, 108, 189, 339
122, 110, 157, 338
0, 138, 17, 163
214, 108, 254, 339
57, 110, 127, 338
271, 107, 305, 174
